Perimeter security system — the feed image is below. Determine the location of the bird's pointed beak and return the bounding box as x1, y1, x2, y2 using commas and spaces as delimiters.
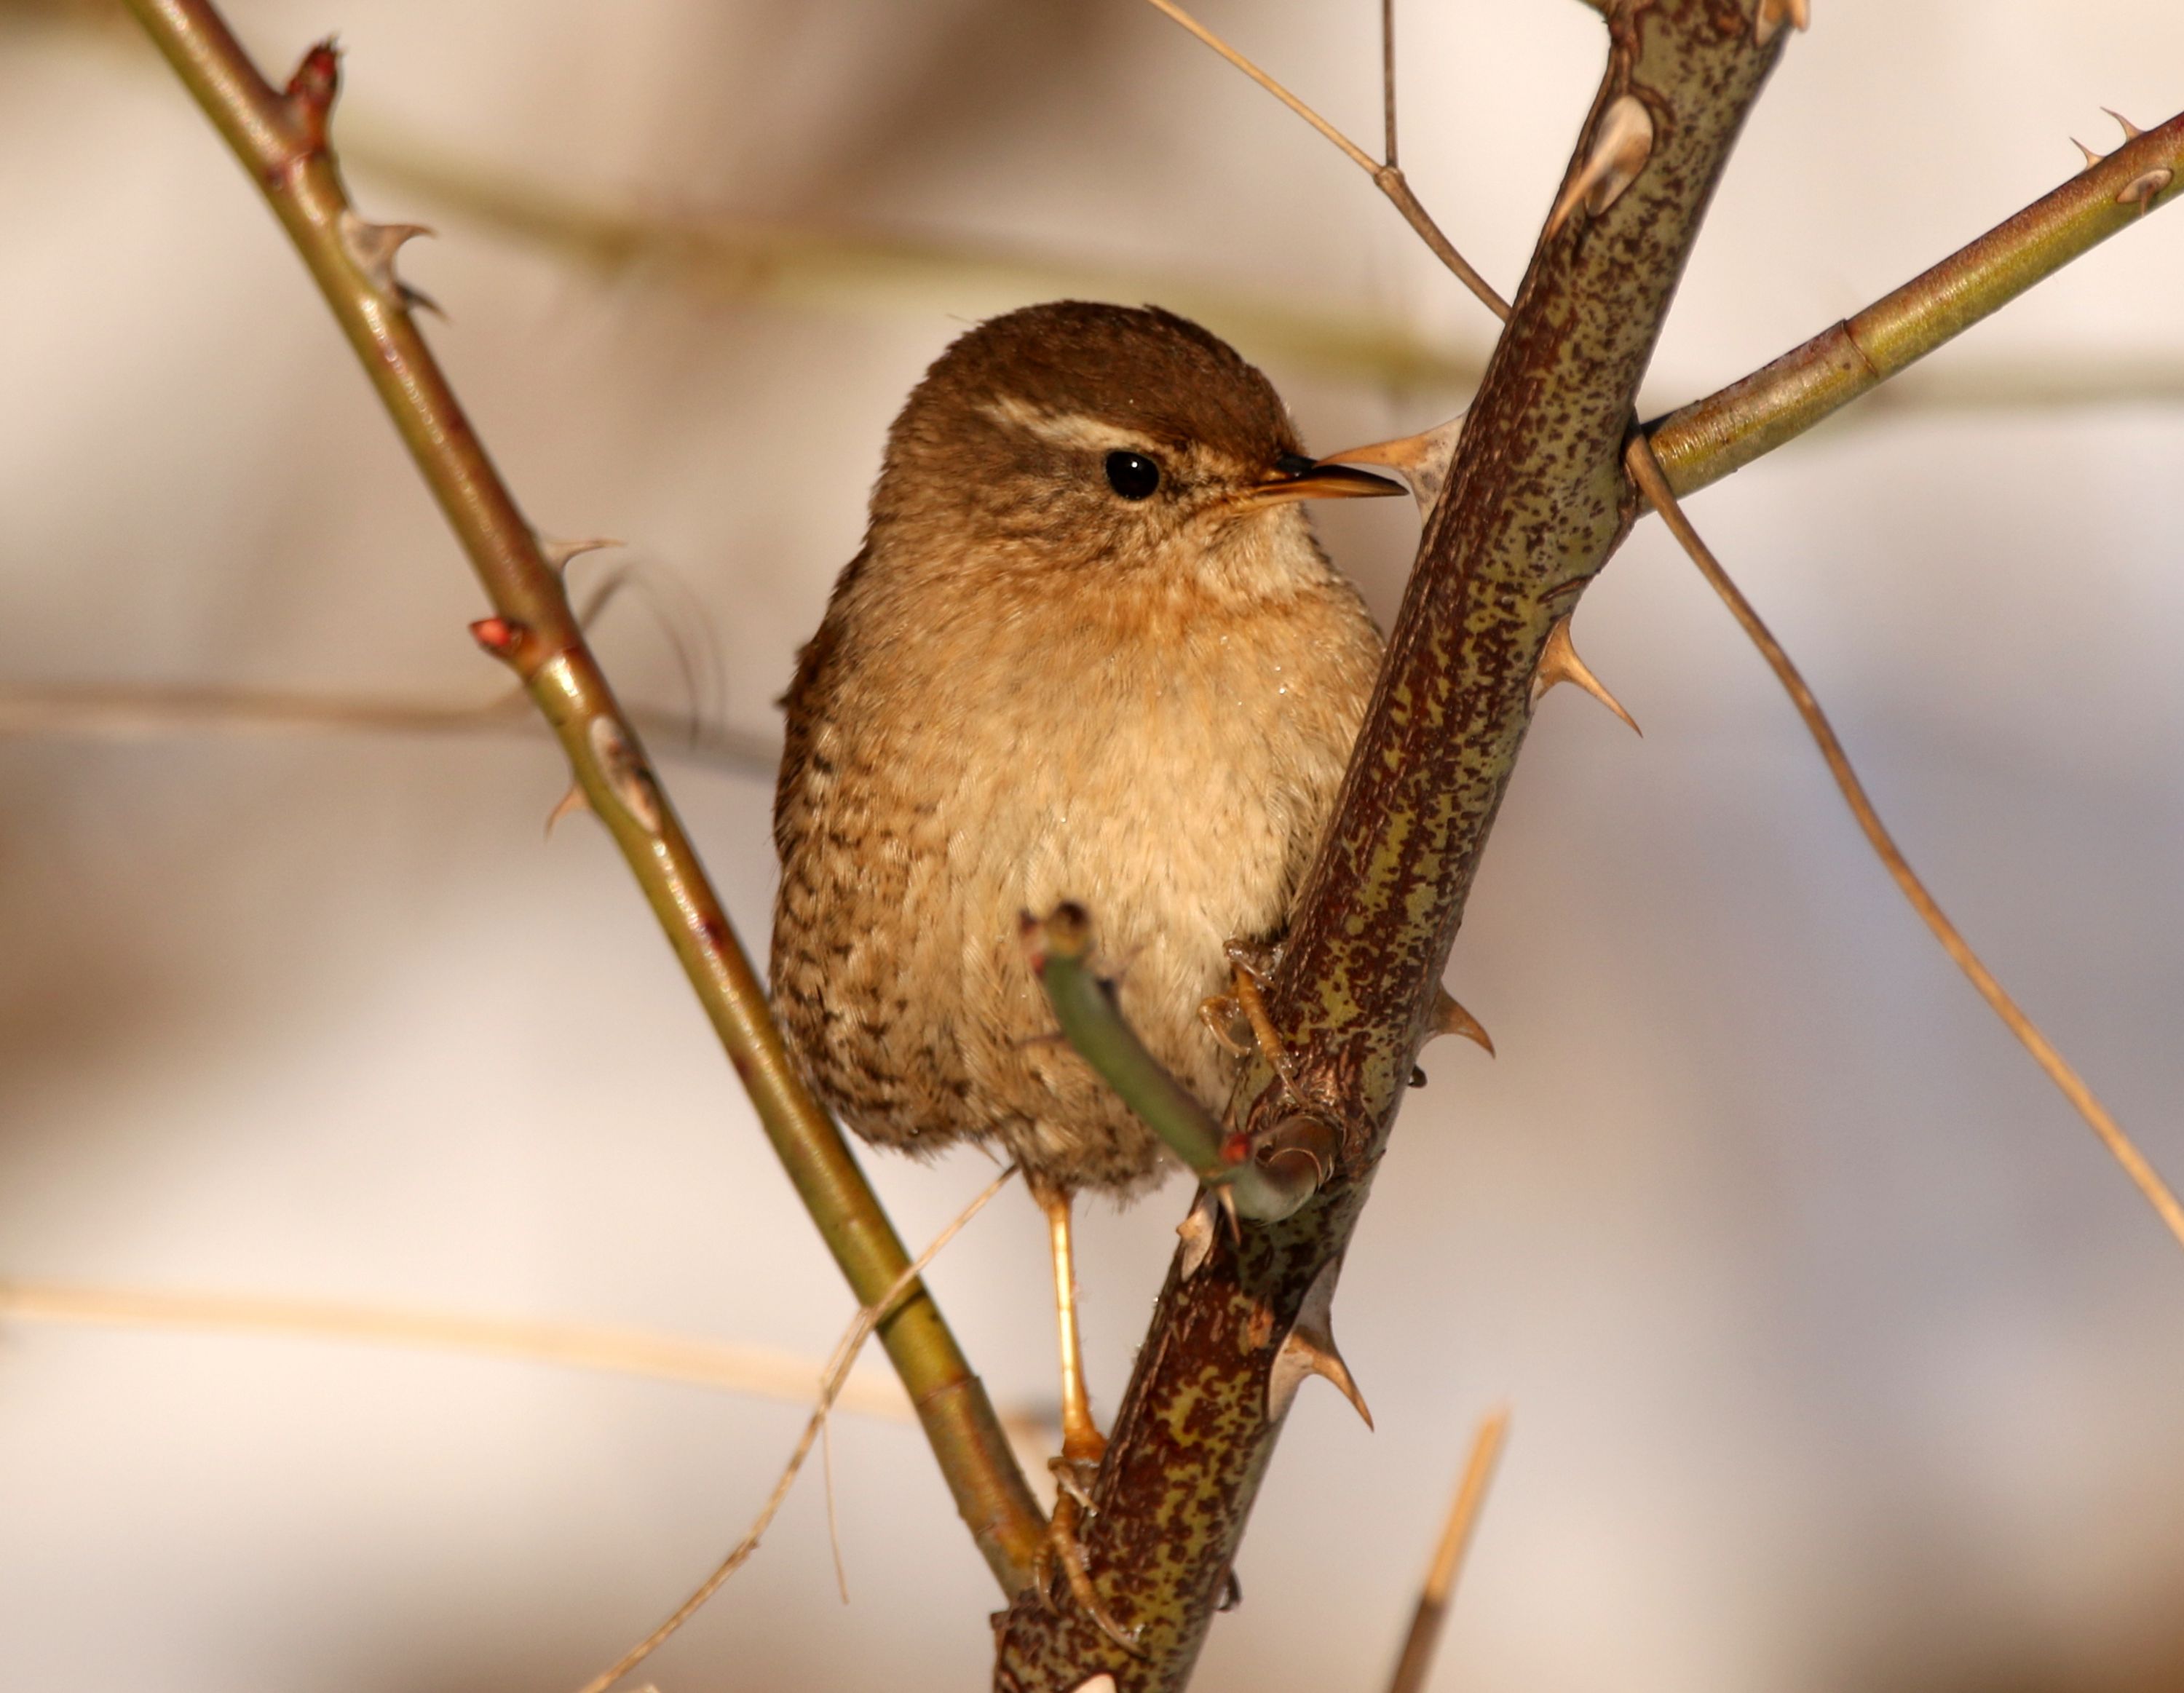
1241, 454, 1407, 510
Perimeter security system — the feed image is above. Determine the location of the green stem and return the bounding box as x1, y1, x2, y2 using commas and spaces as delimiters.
1650, 108, 2184, 495
122, 0, 1045, 1593
1026, 907, 1326, 1224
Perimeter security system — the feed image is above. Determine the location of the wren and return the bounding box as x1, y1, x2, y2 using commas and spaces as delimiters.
770, 301, 1398, 1470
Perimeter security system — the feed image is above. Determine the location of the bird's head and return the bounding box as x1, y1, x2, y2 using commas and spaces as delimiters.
869, 301, 1401, 603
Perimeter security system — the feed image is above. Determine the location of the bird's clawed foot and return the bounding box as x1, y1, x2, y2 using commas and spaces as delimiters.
1041, 1445, 1142, 1654
1050, 1440, 1105, 1512
1198, 991, 1251, 1056
1220, 940, 1303, 1100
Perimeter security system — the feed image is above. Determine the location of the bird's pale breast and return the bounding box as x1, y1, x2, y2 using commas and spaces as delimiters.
772, 542, 1380, 1197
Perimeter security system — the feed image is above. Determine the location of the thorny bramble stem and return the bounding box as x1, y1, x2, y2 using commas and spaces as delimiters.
122, 0, 1046, 1594
997, 6, 1787, 1686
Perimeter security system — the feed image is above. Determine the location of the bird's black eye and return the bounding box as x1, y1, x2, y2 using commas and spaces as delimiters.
1104, 451, 1161, 500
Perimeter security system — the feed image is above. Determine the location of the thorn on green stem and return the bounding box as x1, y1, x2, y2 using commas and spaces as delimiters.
336, 211, 432, 296
539, 535, 623, 574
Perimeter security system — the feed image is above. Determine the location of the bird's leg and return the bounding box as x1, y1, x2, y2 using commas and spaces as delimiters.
1034, 1178, 1106, 1472
1030, 1178, 1141, 1652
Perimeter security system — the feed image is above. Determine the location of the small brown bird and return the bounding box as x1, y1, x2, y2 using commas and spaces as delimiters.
770, 301, 1398, 1470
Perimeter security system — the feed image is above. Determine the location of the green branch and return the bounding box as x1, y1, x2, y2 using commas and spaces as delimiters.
344, 121, 1485, 395
122, 0, 1045, 1595
1650, 108, 2183, 495
1024, 905, 1329, 1224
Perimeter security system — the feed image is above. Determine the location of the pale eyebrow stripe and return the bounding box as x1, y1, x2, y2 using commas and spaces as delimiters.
983, 394, 1160, 456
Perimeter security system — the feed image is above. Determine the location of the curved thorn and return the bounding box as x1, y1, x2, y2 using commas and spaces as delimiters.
2102, 106, 2144, 141
1429, 988, 1495, 1057
1530, 616, 1641, 735
1315, 412, 1466, 515
1753, 0, 1810, 48
545, 781, 590, 839
1177, 1189, 1220, 1280
540, 535, 625, 574
1266, 1258, 1372, 1430
335, 210, 432, 295
1545, 94, 1654, 238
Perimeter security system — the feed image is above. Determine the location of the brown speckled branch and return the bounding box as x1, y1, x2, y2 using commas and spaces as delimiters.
996, 4, 1783, 1688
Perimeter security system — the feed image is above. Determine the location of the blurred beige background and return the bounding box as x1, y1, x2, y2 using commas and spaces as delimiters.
4, 2, 2183, 1689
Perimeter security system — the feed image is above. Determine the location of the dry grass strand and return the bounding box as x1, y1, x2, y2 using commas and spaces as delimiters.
574, 1165, 1018, 1693
1386, 1407, 1510, 1693
0, 1280, 909, 1418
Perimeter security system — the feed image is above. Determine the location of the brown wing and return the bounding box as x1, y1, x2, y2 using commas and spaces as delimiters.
768, 556, 981, 1157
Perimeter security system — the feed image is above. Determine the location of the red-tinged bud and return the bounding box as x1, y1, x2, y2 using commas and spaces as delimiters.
470, 615, 521, 656
285, 39, 340, 151
1219, 1130, 1251, 1167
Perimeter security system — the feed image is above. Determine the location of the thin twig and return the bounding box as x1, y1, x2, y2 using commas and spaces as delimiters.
0, 1279, 908, 1419
1385, 1408, 1510, 1693
820, 1397, 850, 1603
1624, 436, 2184, 1256
122, 0, 1046, 1588
575, 1166, 1017, 1693
1138, 0, 1506, 320
1142, 0, 1376, 171
1380, 0, 1398, 169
